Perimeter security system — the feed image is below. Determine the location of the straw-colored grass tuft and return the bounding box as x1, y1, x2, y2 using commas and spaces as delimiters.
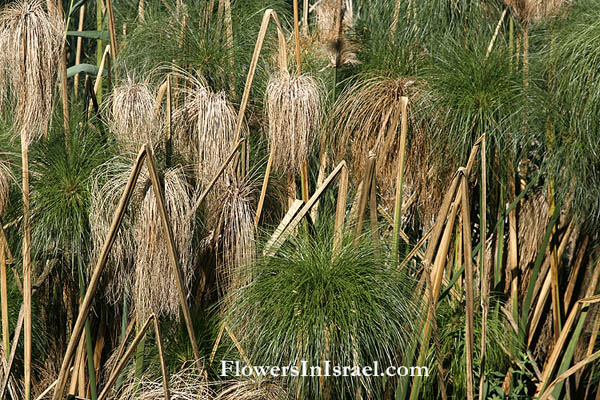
326, 37, 361, 67
329, 76, 425, 211
105, 76, 162, 150
265, 71, 321, 176
504, 0, 565, 24
215, 378, 286, 400
212, 174, 258, 298
330, 76, 413, 176
0, 0, 63, 143
314, 0, 354, 41
134, 166, 195, 320
90, 155, 142, 304
172, 70, 240, 185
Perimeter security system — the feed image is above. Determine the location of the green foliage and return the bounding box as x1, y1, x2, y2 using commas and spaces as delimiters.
30, 118, 114, 260
230, 0, 290, 98
224, 223, 418, 399
484, 351, 534, 399
66, 63, 107, 78
540, 0, 600, 231
116, 1, 231, 90
420, 29, 524, 173
116, 0, 290, 97
421, 298, 523, 399
353, 0, 494, 77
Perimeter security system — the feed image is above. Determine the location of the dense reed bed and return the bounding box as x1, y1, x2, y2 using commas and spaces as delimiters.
0, 0, 599, 399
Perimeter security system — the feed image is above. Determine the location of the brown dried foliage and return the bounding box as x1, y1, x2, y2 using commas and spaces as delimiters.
0, 0, 63, 143
105, 76, 163, 151
212, 174, 258, 298
134, 166, 195, 320
265, 71, 321, 176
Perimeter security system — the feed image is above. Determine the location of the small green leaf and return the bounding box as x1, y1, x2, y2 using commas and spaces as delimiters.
66, 64, 107, 78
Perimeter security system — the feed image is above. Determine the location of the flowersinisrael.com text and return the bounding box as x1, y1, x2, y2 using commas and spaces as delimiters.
220, 360, 429, 378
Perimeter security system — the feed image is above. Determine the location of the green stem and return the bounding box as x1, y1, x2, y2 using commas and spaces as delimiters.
84, 321, 97, 399
397, 327, 421, 398
440, 264, 465, 302
64, 0, 76, 39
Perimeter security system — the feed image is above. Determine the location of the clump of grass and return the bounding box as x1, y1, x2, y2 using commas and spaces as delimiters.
352, 0, 417, 77
31, 127, 112, 258
89, 154, 141, 304
504, 0, 565, 25
224, 224, 417, 398
116, 0, 230, 90
405, 120, 458, 228
329, 75, 413, 166
353, 0, 490, 77
328, 74, 456, 226
172, 70, 239, 186
542, 0, 600, 230
265, 71, 321, 176
419, 29, 524, 183
0, 0, 63, 142
134, 166, 195, 320
212, 174, 258, 297
329, 75, 416, 205
0, 120, 17, 218
105, 76, 162, 150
